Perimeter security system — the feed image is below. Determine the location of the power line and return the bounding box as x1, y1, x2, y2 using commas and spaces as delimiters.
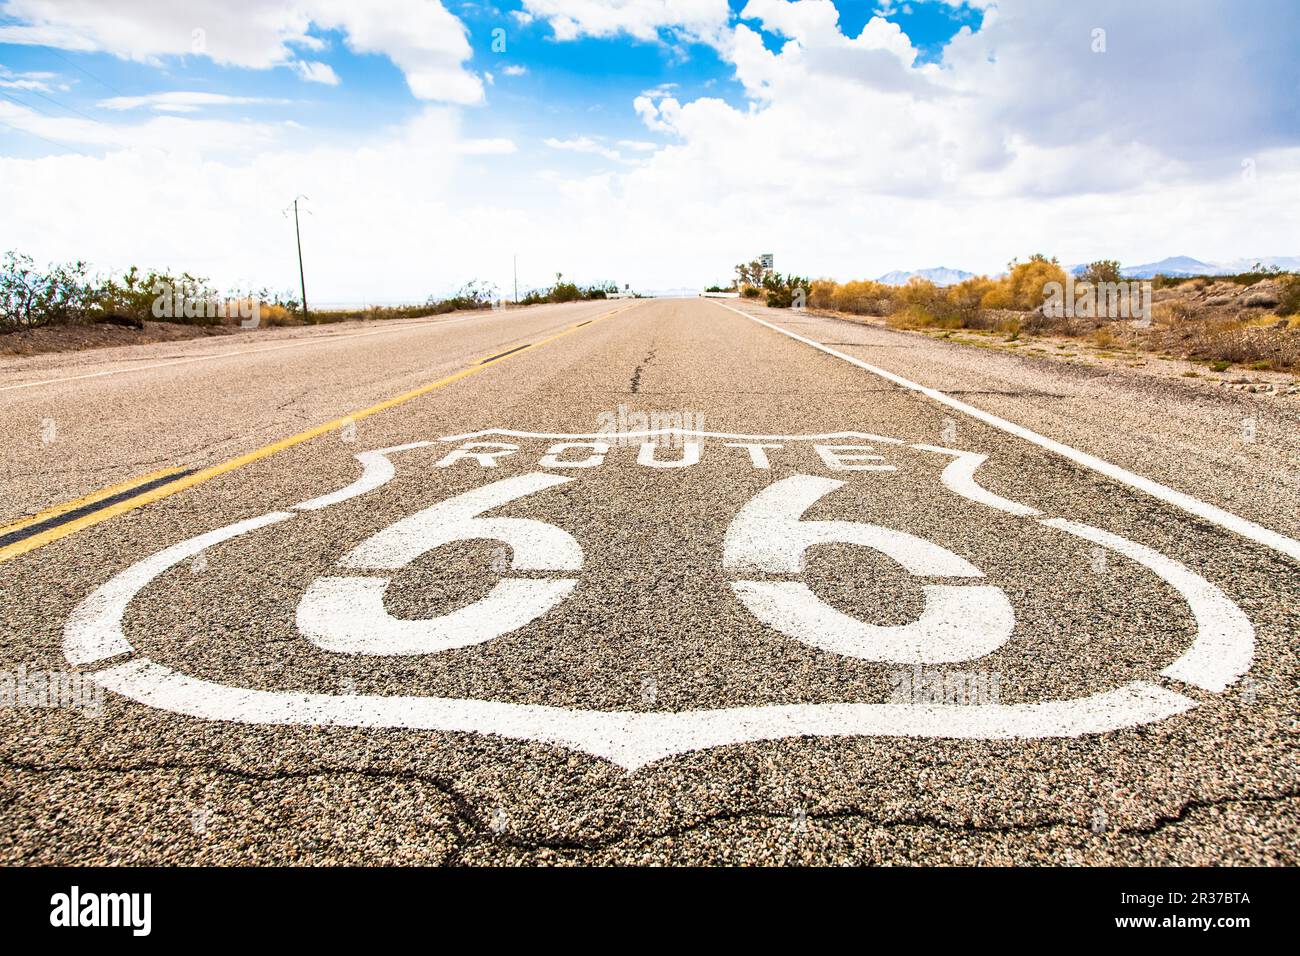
0, 90, 98, 155
44, 48, 129, 98
0, 75, 132, 154
0, 116, 91, 156
17, 84, 104, 124
0, 88, 63, 120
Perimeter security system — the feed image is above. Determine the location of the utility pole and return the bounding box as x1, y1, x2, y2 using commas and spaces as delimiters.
513, 254, 518, 305
285, 196, 309, 320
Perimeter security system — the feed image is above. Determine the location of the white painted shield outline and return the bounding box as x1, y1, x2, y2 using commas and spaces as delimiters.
63, 431, 1254, 771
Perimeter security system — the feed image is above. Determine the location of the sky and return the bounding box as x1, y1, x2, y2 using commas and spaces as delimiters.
0, 0, 1298, 302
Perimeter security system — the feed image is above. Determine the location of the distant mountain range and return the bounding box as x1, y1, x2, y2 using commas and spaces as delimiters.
872, 257, 1298, 286
1067, 255, 1300, 279
875, 267, 975, 287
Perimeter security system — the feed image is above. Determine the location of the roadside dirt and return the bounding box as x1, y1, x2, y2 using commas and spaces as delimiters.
809, 308, 1300, 400
0, 320, 241, 357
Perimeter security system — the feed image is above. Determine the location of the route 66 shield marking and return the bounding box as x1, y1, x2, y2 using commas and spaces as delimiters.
63, 429, 1252, 770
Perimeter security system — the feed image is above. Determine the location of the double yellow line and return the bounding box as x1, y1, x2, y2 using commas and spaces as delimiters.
0, 304, 637, 565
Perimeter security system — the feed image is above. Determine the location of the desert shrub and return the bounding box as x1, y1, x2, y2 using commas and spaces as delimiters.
761, 272, 811, 308
1081, 260, 1123, 284
135, 271, 227, 325
887, 305, 938, 329
1153, 274, 1205, 291
941, 276, 996, 325
980, 254, 1067, 311
1089, 326, 1116, 348
1275, 275, 1300, 316
550, 281, 582, 303
437, 279, 498, 311
0, 251, 98, 329
1220, 264, 1289, 286
832, 279, 894, 315
93, 266, 160, 321
1243, 291, 1279, 308
515, 275, 620, 306
589, 280, 621, 299
896, 277, 943, 313
808, 278, 838, 309
258, 304, 297, 326
1152, 300, 1196, 326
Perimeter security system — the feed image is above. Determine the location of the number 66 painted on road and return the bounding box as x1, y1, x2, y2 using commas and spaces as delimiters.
297, 472, 1014, 663
298, 473, 581, 655
724, 476, 1013, 662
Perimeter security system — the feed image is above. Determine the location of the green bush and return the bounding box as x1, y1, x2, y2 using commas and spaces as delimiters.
763, 272, 811, 308
1081, 260, 1123, 284
0, 251, 96, 329
516, 275, 621, 305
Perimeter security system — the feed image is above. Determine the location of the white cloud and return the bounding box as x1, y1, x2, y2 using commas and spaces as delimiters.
0, 0, 482, 103
0, 78, 49, 91
520, 0, 732, 44
307, 0, 482, 104
0, 66, 58, 92
458, 138, 517, 155
0, 106, 527, 302
98, 92, 285, 113
632, 95, 680, 133
640, 82, 678, 97
0, 96, 286, 154
545, 136, 624, 161
502, 65, 528, 77
293, 61, 339, 86
621, 0, 1300, 206
570, 0, 1300, 284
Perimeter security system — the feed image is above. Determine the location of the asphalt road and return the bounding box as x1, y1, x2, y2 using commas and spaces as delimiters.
1, 297, 1297, 865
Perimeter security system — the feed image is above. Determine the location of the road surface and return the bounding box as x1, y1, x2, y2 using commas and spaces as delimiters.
1, 297, 1297, 864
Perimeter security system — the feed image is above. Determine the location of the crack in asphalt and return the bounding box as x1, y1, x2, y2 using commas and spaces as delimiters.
629, 347, 655, 395
4, 754, 1296, 861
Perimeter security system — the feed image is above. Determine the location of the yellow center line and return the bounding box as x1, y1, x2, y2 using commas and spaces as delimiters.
0, 467, 186, 538
0, 303, 640, 565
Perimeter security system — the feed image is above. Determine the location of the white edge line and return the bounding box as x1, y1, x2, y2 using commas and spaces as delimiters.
719, 302, 1300, 564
